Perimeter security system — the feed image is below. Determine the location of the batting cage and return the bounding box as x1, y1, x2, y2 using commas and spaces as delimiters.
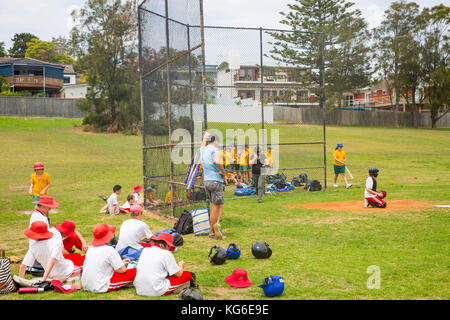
138, 0, 326, 217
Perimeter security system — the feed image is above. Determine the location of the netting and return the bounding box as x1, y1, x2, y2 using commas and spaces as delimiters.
139, 0, 327, 217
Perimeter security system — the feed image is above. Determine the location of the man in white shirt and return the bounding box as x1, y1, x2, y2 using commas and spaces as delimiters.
134, 232, 191, 297
82, 223, 135, 293
19, 221, 83, 282
115, 205, 153, 252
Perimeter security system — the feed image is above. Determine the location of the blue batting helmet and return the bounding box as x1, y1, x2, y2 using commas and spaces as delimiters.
258, 275, 285, 297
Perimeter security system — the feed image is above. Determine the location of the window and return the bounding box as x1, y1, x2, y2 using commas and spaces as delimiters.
239, 69, 245, 81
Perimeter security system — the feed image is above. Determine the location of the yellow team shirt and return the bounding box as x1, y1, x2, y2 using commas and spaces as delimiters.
30, 172, 51, 196
333, 149, 346, 166
238, 150, 248, 166
231, 149, 237, 164
266, 151, 273, 167
224, 151, 232, 166
164, 190, 179, 204
218, 150, 225, 165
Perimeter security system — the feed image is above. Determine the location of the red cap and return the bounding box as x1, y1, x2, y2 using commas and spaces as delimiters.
92, 223, 116, 246
32, 196, 59, 208
54, 220, 77, 238
24, 221, 53, 240
34, 162, 44, 170
225, 269, 253, 288
150, 232, 175, 251
134, 185, 143, 193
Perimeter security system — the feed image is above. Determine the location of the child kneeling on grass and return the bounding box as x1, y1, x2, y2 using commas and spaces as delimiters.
19, 221, 85, 283
134, 232, 191, 297
365, 167, 387, 208
81, 223, 136, 293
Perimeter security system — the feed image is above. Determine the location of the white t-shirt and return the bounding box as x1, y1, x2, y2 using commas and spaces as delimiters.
365, 176, 375, 198
81, 245, 125, 293
115, 218, 153, 252
107, 193, 119, 215
134, 246, 180, 296
29, 210, 50, 246
120, 201, 132, 211
23, 237, 74, 281
134, 192, 143, 203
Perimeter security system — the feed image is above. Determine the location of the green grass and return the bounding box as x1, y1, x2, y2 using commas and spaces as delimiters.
0, 117, 449, 300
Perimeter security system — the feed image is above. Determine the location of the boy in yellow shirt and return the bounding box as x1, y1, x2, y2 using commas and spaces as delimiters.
238, 147, 249, 183
332, 143, 352, 188
164, 185, 182, 204
28, 162, 51, 206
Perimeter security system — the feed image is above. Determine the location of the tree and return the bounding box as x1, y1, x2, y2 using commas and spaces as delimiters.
70, 0, 139, 133
25, 38, 74, 64
373, 1, 422, 128
268, 0, 372, 119
0, 42, 6, 57
9, 33, 39, 58
421, 4, 449, 129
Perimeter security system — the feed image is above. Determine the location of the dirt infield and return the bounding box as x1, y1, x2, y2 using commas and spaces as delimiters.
284, 200, 437, 212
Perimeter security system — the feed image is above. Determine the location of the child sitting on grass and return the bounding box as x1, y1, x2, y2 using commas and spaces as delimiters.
99, 185, 122, 215
145, 185, 163, 207
119, 194, 135, 214
134, 232, 191, 297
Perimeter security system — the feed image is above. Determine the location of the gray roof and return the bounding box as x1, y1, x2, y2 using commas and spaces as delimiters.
0, 57, 64, 69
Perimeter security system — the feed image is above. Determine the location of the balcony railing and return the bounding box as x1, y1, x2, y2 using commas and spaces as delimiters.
13, 76, 63, 88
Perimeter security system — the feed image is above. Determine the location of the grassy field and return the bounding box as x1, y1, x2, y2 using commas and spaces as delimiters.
0, 116, 449, 300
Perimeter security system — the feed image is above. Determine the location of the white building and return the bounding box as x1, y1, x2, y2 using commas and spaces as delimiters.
60, 83, 91, 99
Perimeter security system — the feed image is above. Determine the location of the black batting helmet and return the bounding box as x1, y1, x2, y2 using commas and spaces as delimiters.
369, 167, 379, 176
208, 245, 227, 265
251, 241, 272, 259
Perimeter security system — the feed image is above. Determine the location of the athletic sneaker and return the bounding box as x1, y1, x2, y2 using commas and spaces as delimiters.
346, 184, 352, 189
333, 184, 338, 187
13, 275, 38, 287
98, 194, 107, 202
213, 223, 223, 240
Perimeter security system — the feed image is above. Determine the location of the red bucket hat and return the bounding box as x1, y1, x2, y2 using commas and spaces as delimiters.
150, 232, 176, 251
54, 220, 77, 238
92, 223, 116, 246
24, 221, 54, 240
33, 196, 60, 208
134, 185, 143, 193
225, 269, 253, 288
34, 162, 44, 170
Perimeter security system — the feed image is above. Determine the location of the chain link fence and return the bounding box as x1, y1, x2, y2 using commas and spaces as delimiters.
138, 0, 326, 217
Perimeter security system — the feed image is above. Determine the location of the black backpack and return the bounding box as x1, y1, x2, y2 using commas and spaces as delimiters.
188, 189, 206, 202
299, 173, 308, 184
173, 210, 194, 235
305, 180, 322, 192
291, 177, 303, 187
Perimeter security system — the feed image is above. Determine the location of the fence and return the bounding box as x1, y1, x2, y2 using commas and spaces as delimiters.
274, 106, 450, 127
0, 96, 86, 119
138, 0, 327, 217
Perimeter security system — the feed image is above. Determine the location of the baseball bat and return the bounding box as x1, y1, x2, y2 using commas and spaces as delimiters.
346, 166, 354, 179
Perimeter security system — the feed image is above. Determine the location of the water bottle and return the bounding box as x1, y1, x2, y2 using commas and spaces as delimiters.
18, 287, 44, 294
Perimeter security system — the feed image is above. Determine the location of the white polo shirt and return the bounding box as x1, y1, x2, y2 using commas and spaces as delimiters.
134, 192, 144, 203
22, 237, 74, 282
115, 218, 153, 252
133, 246, 180, 296
81, 245, 125, 293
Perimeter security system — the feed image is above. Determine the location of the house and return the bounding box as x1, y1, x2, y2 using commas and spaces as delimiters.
216, 65, 316, 105
0, 57, 65, 97
343, 80, 428, 112
60, 83, 91, 99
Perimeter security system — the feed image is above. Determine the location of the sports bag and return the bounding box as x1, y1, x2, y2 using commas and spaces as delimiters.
305, 179, 322, 192
154, 228, 184, 247
191, 208, 210, 236
298, 173, 308, 184
234, 187, 256, 196
187, 189, 206, 202
173, 210, 194, 235
0, 250, 17, 294
118, 247, 143, 260
180, 287, 203, 300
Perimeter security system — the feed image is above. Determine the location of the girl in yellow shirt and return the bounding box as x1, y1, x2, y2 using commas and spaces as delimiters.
29, 162, 51, 205
332, 143, 352, 188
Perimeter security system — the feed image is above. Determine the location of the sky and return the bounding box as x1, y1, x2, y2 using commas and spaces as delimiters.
0, 0, 446, 51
